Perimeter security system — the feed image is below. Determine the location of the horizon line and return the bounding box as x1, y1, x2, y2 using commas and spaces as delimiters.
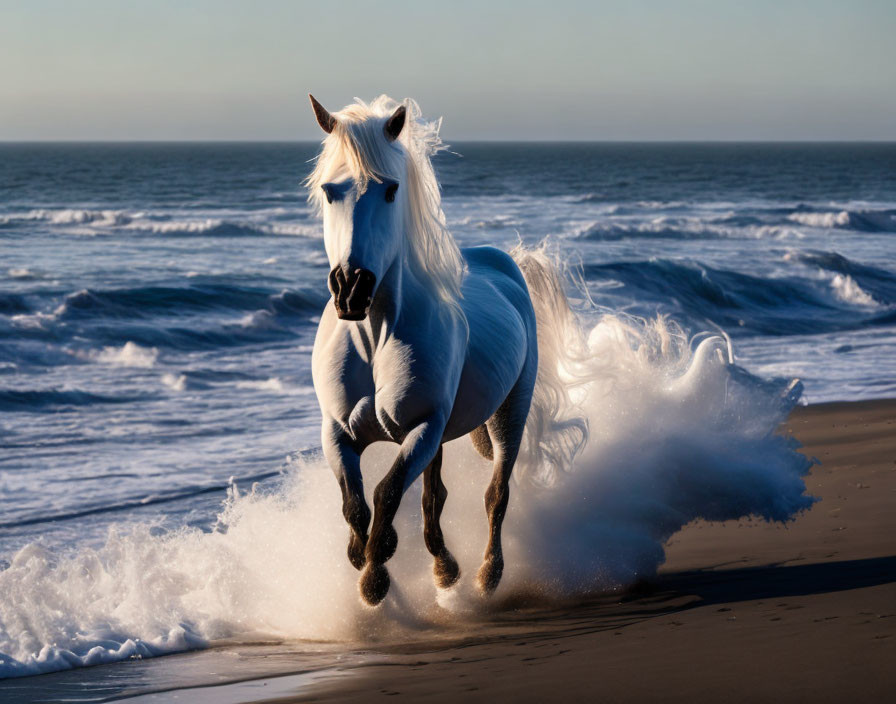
2, 138, 896, 145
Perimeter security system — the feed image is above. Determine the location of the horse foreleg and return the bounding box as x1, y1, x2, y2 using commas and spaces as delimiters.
422, 445, 460, 589
360, 416, 445, 605
321, 418, 370, 571
478, 384, 530, 595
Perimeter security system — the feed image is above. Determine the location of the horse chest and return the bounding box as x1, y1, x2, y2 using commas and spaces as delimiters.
315, 326, 449, 444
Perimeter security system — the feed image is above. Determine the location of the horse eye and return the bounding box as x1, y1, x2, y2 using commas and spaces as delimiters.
321, 184, 334, 204
385, 183, 399, 203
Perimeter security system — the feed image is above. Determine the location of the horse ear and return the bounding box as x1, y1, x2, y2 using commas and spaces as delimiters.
309, 94, 336, 134
384, 105, 406, 142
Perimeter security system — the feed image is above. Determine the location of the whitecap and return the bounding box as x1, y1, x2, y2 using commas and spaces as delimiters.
161, 373, 187, 392
830, 273, 879, 307
93, 342, 159, 368
788, 210, 851, 228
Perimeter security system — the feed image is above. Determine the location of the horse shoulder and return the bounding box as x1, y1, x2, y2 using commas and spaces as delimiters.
377, 301, 466, 427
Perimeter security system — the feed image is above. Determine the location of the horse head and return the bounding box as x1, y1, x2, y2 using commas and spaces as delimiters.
309, 95, 407, 321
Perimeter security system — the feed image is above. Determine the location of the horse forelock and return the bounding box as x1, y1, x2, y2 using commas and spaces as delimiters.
306, 96, 466, 310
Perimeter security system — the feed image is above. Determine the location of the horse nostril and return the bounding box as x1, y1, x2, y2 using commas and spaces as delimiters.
330, 266, 376, 319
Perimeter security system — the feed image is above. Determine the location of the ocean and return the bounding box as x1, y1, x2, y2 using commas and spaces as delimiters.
1, 142, 894, 691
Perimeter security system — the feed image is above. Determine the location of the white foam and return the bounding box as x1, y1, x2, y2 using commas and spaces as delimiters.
0, 315, 814, 678
161, 373, 187, 392
122, 220, 320, 237
266, 223, 320, 237
788, 211, 850, 228
829, 273, 878, 307
7, 268, 36, 279
9, 312, 56, 330
93, 342, 159, 368
16, 208, 133, 227
131, 219, 224, 234
234, 378, 315, 396
234, 378, 284, 392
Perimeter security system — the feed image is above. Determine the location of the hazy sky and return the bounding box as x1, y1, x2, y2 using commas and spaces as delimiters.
2, 0, 894, 140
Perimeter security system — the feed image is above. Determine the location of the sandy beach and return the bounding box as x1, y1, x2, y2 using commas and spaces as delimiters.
282, 399, 896, 703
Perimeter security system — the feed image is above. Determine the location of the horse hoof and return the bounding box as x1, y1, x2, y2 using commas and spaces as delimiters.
347, 532, 367, 571
477, 556, 504, 595
434, 552, 460, 589
360, 563, 390, 606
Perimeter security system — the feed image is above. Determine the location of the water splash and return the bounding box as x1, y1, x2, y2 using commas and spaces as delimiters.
0, 315, 814, 678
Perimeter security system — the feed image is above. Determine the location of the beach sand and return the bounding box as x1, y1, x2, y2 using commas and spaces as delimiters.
282, 399, 896, 703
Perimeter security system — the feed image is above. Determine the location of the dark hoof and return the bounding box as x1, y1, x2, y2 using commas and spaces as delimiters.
347, 531, 367, 571
360, 563, 390, 606
434, 552, 460, 589
477, 555, 504, 595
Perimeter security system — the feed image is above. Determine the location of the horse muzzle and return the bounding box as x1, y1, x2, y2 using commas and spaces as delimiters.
328, 266, 376, 321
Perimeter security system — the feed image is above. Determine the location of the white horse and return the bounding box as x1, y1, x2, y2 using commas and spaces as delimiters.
307, 95, 584, 605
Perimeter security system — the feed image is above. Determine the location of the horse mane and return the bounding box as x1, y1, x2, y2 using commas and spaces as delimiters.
306, 96, 466, 311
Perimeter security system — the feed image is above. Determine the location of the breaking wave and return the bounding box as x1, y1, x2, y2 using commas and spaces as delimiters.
787, 208, 896, 232
0, 208, 320, 238
585, 253, 895, 335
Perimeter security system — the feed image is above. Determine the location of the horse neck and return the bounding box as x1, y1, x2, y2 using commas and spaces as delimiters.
369, 236, 433, 329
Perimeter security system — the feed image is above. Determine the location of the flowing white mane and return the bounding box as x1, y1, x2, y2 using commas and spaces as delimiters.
306, 95, 465, 308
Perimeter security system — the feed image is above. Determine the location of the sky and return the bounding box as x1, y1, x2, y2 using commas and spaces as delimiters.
1, 0, 895, 141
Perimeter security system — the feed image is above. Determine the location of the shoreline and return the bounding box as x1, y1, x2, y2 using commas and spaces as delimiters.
2, 398, 894, 703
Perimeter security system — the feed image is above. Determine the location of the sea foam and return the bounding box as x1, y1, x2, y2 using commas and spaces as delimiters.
93, 342, 159, 368
0, 315, 815, 678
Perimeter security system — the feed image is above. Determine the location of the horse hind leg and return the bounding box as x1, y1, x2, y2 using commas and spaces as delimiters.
478, 375, 532, 596
422, 445, 460, 589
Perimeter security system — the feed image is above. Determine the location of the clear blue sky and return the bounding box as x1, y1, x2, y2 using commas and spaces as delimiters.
2, 0, 894, 140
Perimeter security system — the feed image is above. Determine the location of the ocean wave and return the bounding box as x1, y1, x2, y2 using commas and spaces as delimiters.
0, 388, 146, 411
234, 378, 314, 395
0, 208, 320, 238
585, 257, 893, 335
453, 214, 521, 229
124, 220, 320, 238
91, 341, 159, 368
569, 217, 800, 242
828, 274, 879, 307
52, 284, 321, 320
788, 250, 896, 306
787, 208, 896, 233
160, 371, 312, 396
161, 372, 188, 391
6, 268, 40, 281
8, 208, 135, 227
570, 218, 725, 241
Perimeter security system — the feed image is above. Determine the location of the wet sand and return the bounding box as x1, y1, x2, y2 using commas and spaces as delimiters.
289, 399, 896, 703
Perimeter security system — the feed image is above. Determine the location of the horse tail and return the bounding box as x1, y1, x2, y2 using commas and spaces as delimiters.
509, 243, 589, 486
